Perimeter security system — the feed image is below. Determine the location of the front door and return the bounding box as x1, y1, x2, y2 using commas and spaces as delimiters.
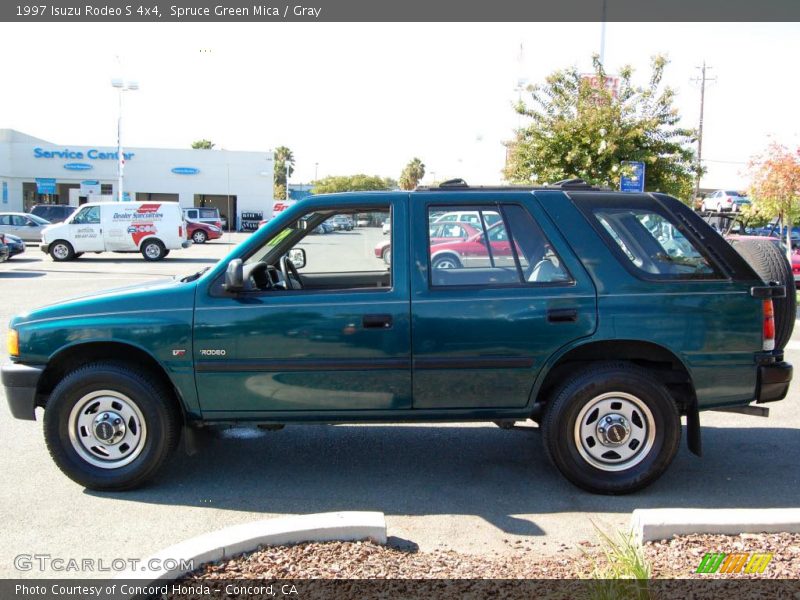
193, 198, 412, 416
68, 205, 104, 252
410, 194, 598, 409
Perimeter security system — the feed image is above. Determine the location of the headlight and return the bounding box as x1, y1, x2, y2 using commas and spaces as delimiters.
8, 329, 19, 357
209, 226, 221, 232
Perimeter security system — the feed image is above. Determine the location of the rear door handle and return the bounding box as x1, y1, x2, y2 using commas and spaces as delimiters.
362, 314, 393, 329
547, 308, 578, 323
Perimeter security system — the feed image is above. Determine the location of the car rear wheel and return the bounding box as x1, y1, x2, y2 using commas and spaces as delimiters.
541, 363, 681, 494
732, 238, 796, 351
431, 254, 461, 270
141, 239, 166, 261
49, 240, 75, 262
192, 230, 207, 244
382, 247, 391, 266
42, 362, 181, 490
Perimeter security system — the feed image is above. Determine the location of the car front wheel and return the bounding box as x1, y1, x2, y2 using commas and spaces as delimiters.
192, 230, 207, 244
541, 362, 681, 494
43, 362, 180, 490
49, 240, 75, 262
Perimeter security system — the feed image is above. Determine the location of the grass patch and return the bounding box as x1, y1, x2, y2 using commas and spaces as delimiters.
584, 525, 653, 600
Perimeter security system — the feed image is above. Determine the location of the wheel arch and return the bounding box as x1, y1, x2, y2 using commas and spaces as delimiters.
35, 341, 187, 422
532, 339, 700, 454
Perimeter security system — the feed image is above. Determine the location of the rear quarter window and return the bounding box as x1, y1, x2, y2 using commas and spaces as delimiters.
590, 207, 723, 280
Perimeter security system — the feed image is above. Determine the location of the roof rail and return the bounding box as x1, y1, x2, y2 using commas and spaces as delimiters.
549, 178, 596, 189
414, 177, 603, 192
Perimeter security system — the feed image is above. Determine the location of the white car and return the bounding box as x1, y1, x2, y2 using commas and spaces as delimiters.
701, 190, 752, 212
382, 219, 391, 235
41, 201, 190, 261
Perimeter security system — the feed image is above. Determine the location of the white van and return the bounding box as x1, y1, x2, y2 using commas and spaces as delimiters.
41, 202, 190, 262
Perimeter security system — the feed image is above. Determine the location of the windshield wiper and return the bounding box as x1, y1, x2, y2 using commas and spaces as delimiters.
180, 266, 210, 282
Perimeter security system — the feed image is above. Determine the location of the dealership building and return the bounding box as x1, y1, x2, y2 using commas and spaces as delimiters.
0, 129, 275, 230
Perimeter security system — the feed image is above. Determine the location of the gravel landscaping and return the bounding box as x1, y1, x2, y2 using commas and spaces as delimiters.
178, 532, 800, 581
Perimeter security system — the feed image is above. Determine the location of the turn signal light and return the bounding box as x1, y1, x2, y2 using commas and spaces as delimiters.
763, 299, 775, 351
8, 329, 19, 357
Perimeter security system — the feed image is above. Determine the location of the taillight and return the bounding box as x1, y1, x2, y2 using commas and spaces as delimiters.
763, 299, 775, 351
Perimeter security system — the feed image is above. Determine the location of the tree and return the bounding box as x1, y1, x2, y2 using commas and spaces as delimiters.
274, 146, 295, 197
399, 157, 426, 190
504, 55, 698, 202
749, 143, 800, 260
312, 174, 397, 194
191, 139, 215, 149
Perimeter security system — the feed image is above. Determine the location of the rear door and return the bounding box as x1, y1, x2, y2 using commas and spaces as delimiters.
410, 193, 597, 409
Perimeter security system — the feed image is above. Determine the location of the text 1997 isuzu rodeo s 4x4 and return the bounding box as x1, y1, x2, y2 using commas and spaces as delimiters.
2, 180, 793, 494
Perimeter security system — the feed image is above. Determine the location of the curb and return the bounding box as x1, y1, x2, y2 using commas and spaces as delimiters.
116, 511, 386, 583
631, 508, 800, 543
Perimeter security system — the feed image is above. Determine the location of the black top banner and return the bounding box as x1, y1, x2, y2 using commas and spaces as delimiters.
3, 0, 800, 22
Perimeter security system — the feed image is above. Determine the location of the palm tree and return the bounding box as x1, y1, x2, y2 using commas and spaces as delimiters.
399, 157, 426, 190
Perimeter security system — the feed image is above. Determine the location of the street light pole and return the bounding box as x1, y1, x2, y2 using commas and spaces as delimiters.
111, 78, 138, 202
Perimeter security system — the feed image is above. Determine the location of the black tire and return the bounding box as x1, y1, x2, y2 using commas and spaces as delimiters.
732, 239, 796, 351
163, 250, 170, 257
431, 254, 462, 270
49, 240, 75, 262
541, 362, 681, 495
43, 362, 180, 491
191, 229, 207, 244
74, 252, 84, 259
141, 239, 166, 261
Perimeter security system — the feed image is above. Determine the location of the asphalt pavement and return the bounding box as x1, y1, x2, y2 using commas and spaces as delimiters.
0, 231, 798, 578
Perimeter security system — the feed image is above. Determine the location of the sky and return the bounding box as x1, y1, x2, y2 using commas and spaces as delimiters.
1, 22, 798, 190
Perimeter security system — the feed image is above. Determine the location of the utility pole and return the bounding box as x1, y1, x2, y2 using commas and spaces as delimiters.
691, 61, 716, 200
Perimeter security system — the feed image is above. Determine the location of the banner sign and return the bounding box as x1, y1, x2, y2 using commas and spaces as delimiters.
35, 178, 57, 194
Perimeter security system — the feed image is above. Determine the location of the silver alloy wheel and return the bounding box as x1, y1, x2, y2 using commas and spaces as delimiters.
67, 390, 147, 469
192, 230, 206, 243
433, 256, 458, 269
573, 391, 656, 472
52, 243, 70, 260
144, 242, 162, 259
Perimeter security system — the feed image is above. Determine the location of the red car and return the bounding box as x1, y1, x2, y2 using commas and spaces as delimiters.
429, 221, 517, 270
374, 221, 482, 265
187, 219, 222, 244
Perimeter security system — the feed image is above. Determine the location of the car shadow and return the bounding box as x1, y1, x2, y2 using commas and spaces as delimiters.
0, 270, 46, 278
86, 423, 800, 535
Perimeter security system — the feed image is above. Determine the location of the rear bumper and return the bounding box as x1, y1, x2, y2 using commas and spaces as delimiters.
756, 361, 792, 403
1, 362, 45, 420
181, 240, 192, 248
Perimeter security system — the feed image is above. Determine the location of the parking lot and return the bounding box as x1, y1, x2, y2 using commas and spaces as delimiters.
1, 230, 799, 578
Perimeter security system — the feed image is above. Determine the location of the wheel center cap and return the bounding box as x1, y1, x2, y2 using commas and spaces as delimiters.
93, 412, 126, 445
596, 414, 630, 446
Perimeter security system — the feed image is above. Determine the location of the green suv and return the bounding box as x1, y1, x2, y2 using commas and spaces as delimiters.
2, 181, 793, 494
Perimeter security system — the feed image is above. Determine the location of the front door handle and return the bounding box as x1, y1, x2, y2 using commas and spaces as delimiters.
363, 314, 393, 329
547, 308, 578, 323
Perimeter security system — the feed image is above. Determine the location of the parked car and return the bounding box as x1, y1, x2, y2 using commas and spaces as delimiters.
331, 215, 354, 231
701, 190, 752, 212
186, 220, 222, 244
3, 233, 25, 258
41, 202, 190, 261
382, 218, 391, 235
374, 221, 482, 265
30, 204, 76, 224
2, 180, 792, 495
0, 233, 8, 263
0, 212, 51, 242
432, 210, 502, 227
183, 207, 223, 230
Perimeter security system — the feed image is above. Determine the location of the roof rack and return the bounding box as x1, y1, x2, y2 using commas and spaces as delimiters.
415, 178, 602, 192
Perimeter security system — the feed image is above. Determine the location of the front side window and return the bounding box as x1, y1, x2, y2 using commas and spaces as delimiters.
72, 206, 101, 225
427, 204, 571, 287
240, 205, 391, 292
592, 208, 720, 279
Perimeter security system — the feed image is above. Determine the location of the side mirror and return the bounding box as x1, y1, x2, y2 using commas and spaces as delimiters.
224, 259, 244, 292
288, 248, 306, 269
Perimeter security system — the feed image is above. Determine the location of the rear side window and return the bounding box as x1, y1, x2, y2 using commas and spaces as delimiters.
427, 204, 571, 287
592, 208, 721, 279
199, 208, 219, 219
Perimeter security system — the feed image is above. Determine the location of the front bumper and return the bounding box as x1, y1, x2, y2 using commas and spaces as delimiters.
756, 360, 792, 403
1, 362, 45, 420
